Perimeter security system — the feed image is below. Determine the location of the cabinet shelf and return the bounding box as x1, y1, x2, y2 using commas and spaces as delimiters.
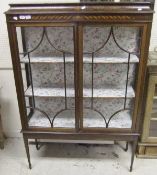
151, 112, 157, 121
153, 96, 157, 100
25, 86, 135, 98
20, 55, 139, 64
151, 118, 157, 121
28, 109, 132, 128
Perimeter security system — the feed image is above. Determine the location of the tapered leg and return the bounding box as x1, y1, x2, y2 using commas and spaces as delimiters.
125, 142, 129, 152
35, 139, 40, 150
0, 140, 4, 149
0, 116, 4, 149
130, 140, 137, 172
23, 136, 32, 169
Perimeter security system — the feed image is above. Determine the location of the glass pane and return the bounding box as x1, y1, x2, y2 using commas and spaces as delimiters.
151, 99, 157, 119
149, 121, 157, 137
154, 84, 157, 97
82, 26, 140, 128
16, 26, 75, 129
150, 84, 157, 119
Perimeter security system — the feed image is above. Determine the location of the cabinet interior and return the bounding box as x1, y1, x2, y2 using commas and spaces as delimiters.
16, 25, 140, 129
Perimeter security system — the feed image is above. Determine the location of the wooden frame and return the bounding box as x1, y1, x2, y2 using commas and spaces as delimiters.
5, 2, 154, 171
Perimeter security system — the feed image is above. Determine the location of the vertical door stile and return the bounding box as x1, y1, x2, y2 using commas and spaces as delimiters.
74, 24, 83, 131
78, 24, 83, 130
132, 24, 151, 132
7, 23, 28, 130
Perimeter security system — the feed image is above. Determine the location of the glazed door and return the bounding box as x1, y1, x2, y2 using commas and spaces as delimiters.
12, 23, 145, 132
16, 25, 79, 131
81, 24, 142, 130
142, 75, 157, 142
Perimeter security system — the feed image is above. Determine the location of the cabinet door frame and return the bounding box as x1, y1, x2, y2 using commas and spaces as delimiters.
7, 22, 81, 132
78, 23, 150, 133
7, 19, 151, 134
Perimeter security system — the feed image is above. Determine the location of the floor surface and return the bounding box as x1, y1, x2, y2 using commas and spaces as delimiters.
0, 138, 157, 175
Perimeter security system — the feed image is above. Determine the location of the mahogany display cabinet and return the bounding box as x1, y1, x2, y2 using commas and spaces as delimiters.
5, 1, 154, 171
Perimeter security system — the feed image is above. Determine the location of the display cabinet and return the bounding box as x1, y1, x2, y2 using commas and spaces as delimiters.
138, 51, 157, 158
5, 1, 154, 171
